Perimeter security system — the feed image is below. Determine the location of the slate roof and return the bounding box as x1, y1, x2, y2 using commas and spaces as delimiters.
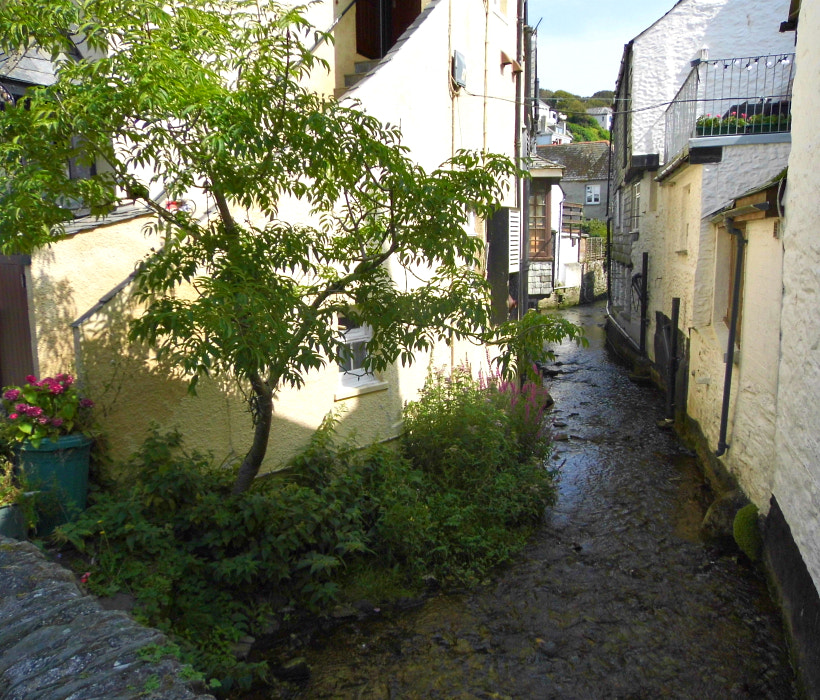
0, 48, 58, 89
528, 154, 564, 171
64, 203, 153, 236
536, 141, 611, 182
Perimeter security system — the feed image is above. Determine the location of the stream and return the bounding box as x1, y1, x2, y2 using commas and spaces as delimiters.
255, 301, 796, 699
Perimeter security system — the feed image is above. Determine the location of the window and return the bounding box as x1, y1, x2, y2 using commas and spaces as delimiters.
337, 315, 376, 387
528, 179, 552, 260
585, 184, 601, 205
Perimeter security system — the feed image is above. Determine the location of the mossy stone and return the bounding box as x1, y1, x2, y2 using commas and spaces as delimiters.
733, 503, 762, 561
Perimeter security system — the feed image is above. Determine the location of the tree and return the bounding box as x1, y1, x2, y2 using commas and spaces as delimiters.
0, 0, 582, 493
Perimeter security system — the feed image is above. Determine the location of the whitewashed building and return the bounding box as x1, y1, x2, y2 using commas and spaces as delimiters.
0, 0, 529, 471
607, 0, 819, 694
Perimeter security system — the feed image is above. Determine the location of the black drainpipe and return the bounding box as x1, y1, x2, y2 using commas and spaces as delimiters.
715, 216, 745, 457
639, 252, 649, 356
665, 297, 680, 421
714, 201, 770, 456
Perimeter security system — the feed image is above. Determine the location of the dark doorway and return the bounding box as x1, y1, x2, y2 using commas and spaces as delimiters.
0, 256, 35, 388
357, 0, 421, 60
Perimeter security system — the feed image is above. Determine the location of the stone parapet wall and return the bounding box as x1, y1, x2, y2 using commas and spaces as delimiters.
0, 536, 215, 700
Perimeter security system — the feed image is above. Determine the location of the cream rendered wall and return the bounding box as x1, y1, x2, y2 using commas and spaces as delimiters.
53, 0, 519, 472
345, 0, 517, 183
641, 142, 790, 367
29, 218, 160, 377
688, 217, 782, 509
629, 0, 793, 159
772, 0, 820, 592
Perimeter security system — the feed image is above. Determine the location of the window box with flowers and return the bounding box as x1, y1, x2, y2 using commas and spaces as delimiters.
696, 112, 748, 136
1, 374, 95, 535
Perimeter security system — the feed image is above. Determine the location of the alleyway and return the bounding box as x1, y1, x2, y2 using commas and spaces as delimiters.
277, 302, 797, 699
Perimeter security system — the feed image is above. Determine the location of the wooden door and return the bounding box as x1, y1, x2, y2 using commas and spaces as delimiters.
0, 256, 34, 388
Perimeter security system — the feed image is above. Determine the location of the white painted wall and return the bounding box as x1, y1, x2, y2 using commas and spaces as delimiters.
346, 0, 518, 192
772, 0, 820, 593
629, 0, 793, 160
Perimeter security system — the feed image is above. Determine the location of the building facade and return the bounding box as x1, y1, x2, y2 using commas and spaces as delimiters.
0, 0, 528, 472
608, 0, 819, 694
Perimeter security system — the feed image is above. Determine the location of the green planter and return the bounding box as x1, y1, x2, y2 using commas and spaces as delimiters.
17, 434, 93, 535
0, 503, 26, 539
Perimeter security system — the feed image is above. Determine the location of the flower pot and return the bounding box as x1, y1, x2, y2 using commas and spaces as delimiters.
17, 433, 93, 535
0, 503, 26, 539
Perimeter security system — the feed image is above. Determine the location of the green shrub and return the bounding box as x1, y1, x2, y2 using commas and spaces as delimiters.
388, 367, 556, 582
56, 425, 372, 690
55, 369, 558, 690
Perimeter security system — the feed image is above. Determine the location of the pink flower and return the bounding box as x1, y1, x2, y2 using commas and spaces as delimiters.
25, 375, 37, 383
49, 382, 65, 394
79, 398, 94, 409
2, 389, 20, 401
741, 113, 747, 118
37, 416, 49, 424
15, 403, 27, 412
80, 572, 91, 584
51, 418, 64, 427
25, 406, 43, 417
8, 413, 18, 420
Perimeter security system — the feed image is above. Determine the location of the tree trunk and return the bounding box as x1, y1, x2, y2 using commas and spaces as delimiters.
231, 373, 274, 495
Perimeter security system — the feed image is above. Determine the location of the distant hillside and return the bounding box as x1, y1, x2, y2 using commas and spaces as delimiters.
540, 89, 612, 143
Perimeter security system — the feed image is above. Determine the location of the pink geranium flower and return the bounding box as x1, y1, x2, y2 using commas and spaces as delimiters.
2, 373, 95, 446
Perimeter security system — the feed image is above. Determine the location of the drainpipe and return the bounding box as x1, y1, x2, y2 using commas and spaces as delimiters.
665, 297, 680, 421
513, 0, 525, 319
713, 202, 769, 457
638, 252, 648, 356
715, 217, 744, 457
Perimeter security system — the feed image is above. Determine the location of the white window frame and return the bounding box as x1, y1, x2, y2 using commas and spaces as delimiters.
585, 184, 601, 205
334, 316, 388, 401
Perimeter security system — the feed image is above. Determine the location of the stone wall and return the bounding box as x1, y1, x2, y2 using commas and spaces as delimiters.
0, 536, 215, 700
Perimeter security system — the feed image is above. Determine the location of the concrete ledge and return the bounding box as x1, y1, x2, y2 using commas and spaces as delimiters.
0, 536, 215, 700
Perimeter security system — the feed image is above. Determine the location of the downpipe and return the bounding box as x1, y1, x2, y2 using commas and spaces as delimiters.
715, 216, 745, 457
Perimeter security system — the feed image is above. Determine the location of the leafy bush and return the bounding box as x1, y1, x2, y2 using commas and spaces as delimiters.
55, 368, 558, 690
580, 218, 607, 238
389, 367, 556, 582
56, 425, 373, 690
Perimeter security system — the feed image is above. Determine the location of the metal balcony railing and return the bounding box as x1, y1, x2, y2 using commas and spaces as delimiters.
664, 53, 795, 163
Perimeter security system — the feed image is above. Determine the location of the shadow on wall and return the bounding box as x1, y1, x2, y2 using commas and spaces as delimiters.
75, 286, 409, 479
32, 273, 80, 374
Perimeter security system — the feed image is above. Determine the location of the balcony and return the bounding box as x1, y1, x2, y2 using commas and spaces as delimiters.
664, 53, 795, 163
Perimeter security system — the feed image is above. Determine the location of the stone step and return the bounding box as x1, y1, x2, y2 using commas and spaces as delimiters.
354, 59, 381, 74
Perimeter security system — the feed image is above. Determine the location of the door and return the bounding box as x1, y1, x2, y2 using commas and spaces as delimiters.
0, 256, 35, 387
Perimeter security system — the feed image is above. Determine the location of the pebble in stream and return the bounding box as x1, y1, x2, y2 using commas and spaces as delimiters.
268, 303, 797, 699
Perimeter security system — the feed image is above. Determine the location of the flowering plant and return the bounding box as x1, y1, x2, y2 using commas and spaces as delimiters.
1, 374, 94, 447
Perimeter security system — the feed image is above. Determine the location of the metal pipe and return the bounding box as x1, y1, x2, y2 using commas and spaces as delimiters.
666, 297, 680, 421
639, 252, 649, 356
716, 217, 745, 456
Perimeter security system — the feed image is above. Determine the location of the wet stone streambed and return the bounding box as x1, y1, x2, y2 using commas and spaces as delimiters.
251, 302, 796, 699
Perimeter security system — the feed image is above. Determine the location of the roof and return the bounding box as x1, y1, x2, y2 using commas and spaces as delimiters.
64, 203, 153, 236
535, 142, 611, 182
704, 168, 787, 220
586, 107, 612, 115
0, 48, 58, 89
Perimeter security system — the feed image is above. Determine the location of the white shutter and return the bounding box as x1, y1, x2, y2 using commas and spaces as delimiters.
508, 209, 521, 273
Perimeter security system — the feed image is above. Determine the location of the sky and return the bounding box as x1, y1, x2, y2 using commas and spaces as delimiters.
529, 0, 679, 97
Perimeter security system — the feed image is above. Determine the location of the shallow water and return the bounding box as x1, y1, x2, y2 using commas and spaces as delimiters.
257, 302, 796, 699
